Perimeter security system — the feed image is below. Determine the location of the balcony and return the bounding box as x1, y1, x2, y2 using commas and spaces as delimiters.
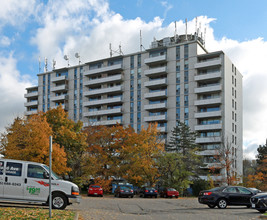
83, 108, 122, 117
83, 97, 122, 107
195, 124, 222, 131
195, 58, 222, 69
84, 86, 122, 96
194, 98, 221, 106
194, 71, 222, 81
84, 75, 122, 86
144, 66, 167, 77
24, 91, 38, 98
144, 114, 167, 122
51, 75, 67, 82
24, 101, 38, 107
144, 90, 167, 99
195, 111, 222, 118
196, 137, 222, 143
51, 85, 67, 92
144, 78, 167, 88
83, 119, 122, 127
50, 94, 68, 102
144, 54, 167, 65
144, 102, 167, 110
197, 150, 218, 156
194, 84, 222, 94
84, 64, 122, 76
24, 110, 38, 116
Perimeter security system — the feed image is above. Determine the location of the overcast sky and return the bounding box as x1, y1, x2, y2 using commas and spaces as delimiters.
0, 0, 267, 159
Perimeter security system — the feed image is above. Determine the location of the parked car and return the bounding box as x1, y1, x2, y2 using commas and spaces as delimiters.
87, 185, 103, 197
248, 188, 262, 194
160, 188, 179, 198
140, 187, 158, 198
114, 185, 134, 198
198, 186, 257, 209
250, 192, 267, 213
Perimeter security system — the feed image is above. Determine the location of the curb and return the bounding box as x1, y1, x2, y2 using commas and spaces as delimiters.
74, 211, 79, 220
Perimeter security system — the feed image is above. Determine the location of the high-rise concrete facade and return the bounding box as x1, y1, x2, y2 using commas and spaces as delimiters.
25, 34, 243, 182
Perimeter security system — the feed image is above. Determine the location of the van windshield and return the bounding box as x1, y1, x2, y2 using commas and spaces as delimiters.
43, 165, 60, 180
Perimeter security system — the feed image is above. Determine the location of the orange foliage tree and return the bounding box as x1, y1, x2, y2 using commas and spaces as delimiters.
45, 106, 87, 181
0, 114, 69, 175
82, 124, 164, 189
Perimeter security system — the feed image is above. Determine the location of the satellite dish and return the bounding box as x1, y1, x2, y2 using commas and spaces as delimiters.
64, 55, 69, 60
75, 52, 80, 58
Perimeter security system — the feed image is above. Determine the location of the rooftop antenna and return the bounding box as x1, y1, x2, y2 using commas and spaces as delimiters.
195, 17, 198, 36
139, 30, 146, 51
203, 27, 206, 47
64, 55, 69, 67
119, 43, 123, 55
174, 21, 177, 42
44, 57, 48, 72
75, 52, 81, 65
109, 43, 112, 57
39, 56, 41, 73
185, 18, 188, 40
52, 59, 56, 70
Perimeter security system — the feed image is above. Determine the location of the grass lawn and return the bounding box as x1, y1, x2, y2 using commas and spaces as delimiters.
0, 207, 75, 220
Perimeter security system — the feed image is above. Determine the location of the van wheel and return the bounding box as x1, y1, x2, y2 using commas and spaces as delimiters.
52, 193, 67, 210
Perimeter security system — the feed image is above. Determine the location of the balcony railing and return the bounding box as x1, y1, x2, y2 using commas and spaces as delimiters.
50, 85, 67, 92
24, 91, 38, 98
194, 98, 221, 106
50, 94, 68, 102
84, 74, 122, 86
194, 58, 222, 69
194, 84, 222, 94
144, 114, 167, 122
83, 108, 122, 117
24, 110, 38, 116
84, 86, 122, 96
144, 90, 167, 99
194, 124, 222, 131
144, 78, 167, 87
194, 111, 222, 118
195, 71, 222, 81
24, 101, 38, 107
196, 137, 222, 143
83, 119, 122, 127
144, 66, 167, 76
84, 64, 122, 76
144, 54, 167, 65
51, 75, 67, 82
83, 97, 122, 107
144, 102, 167, 110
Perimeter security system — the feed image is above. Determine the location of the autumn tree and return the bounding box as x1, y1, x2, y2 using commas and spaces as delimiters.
0, 114, 69, 175
45, 106, 87, 181
82, 124, 164, 189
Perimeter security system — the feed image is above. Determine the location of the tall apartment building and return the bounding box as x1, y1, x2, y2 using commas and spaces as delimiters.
25, 34, 243, 182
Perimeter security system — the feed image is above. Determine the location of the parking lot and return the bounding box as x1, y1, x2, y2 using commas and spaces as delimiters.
69, 196, 262, 220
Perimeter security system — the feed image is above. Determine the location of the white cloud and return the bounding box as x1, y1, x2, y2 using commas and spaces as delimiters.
0, 53, 32, 133
0, 0, 38, 29
161, 1, 173, 19
0, 36, 11, 47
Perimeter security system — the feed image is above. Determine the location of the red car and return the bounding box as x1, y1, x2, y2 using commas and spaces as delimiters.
160, 188, 179, 198
88, 185, 103, 197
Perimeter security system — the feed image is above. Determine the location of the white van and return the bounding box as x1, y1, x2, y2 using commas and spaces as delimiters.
0, 159, 81, 209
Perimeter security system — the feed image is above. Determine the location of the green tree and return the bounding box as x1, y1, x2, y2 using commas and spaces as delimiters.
157, 152, 192, 192
166, 121, 202, 177
256, 139, 267, 167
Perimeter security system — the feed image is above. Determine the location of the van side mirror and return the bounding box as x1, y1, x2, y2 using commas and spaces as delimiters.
43, 172, 49, 179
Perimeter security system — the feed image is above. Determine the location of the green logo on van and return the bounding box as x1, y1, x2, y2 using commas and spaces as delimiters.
27, 186, 40, 195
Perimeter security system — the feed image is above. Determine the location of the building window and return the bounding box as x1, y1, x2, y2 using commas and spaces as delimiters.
184, 95, 188, 107
176, 72, 180, 84
184, 71, 188, 83
130, 55, 134, 69
184, 107, 188, 119
184, 83, 188, 94
176, 85, 180, 95
176, 108, 180, 119
176, 96, 180, 107
138, 54, 141, 67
